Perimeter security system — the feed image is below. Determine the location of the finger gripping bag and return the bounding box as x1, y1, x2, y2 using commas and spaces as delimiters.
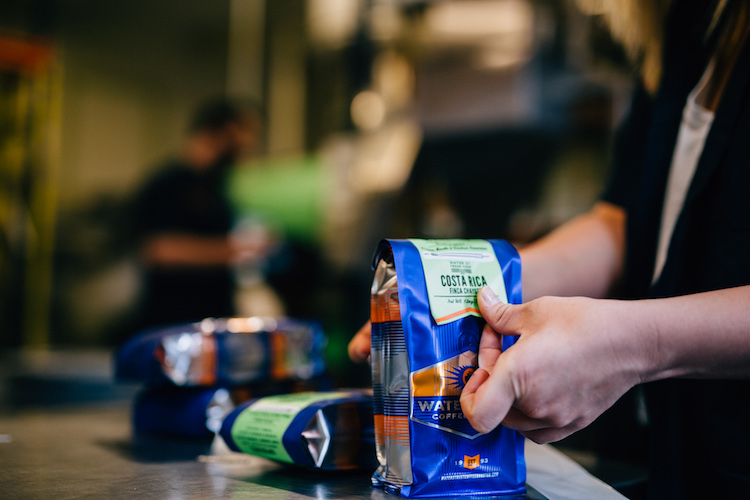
370, 239, 525, 498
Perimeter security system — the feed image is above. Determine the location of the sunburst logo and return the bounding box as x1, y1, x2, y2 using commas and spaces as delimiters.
446, 365, 475, 390
411, 353, 482, 438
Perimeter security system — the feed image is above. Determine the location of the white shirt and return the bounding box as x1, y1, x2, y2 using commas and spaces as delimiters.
652, 63, 716, 284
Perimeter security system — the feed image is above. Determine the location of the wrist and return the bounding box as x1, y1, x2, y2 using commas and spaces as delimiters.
598, 299, 660, 387
619, 298, 686, 385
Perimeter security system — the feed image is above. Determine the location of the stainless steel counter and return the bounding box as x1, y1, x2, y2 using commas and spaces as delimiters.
0, 403, 626, 499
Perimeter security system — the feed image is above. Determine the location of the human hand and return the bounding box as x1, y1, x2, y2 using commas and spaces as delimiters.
348, 322, 372, 362
460, 287, 648, 443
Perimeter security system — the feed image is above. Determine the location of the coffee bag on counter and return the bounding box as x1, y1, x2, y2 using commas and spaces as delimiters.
115, 317, 326, 387
370, 239, 525, 498
220, 390, 377, 471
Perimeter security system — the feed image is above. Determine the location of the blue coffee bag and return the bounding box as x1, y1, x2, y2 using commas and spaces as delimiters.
370, 239, 525, 498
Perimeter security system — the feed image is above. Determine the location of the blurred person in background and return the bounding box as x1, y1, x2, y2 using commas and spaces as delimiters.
129, 98, 270, 332
350, 0, 750, 497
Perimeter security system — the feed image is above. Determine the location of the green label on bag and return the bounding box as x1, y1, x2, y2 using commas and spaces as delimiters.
409, 239, 507, 325
230, 392, 350, 463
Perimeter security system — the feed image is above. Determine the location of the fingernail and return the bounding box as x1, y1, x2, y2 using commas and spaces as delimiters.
479, 286, 500, 306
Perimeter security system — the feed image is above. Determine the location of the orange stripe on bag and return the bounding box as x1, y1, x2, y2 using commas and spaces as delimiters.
371, 285, 401, 323
374, 414, 385, 448
434, 307, 481, 324
197, 335, 218, 386
383, 415, 411, 445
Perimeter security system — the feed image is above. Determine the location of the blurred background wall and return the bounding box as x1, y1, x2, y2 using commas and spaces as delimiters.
0, 0, 634, 364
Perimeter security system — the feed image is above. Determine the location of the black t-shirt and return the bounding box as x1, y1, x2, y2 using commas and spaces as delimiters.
601, 1, 750, 496
131, 161, 235, 328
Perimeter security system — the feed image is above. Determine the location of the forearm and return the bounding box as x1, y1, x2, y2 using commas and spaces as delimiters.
520, 202, 625, 301
463, 284, 750, 442
141, 233, 233, 267
631, 285, 750, 381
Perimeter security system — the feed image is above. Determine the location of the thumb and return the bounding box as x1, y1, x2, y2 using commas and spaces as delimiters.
478, 286, 524, 336
461, 362, 516, 434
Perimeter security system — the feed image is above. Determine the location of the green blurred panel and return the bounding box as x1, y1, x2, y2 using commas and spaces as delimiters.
228, 155, 328, 243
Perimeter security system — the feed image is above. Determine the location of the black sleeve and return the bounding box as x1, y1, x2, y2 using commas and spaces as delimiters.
600, 82, 655, 212
130, 168, 188, 240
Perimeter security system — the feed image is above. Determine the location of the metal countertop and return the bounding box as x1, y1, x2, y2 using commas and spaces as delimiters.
0, 403, 627, 499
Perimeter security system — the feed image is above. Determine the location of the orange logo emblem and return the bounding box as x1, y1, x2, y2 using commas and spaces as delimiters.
464, 454, 480, 470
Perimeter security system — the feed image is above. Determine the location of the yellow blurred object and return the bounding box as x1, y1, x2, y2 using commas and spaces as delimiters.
0, 31, 62, 348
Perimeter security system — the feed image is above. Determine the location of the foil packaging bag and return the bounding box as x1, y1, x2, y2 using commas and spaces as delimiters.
133, 386, 241, 438
115, 317, 326, 387
370, 239, 525, 498
132, 378, 331, 439
220, 390, 377, 470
